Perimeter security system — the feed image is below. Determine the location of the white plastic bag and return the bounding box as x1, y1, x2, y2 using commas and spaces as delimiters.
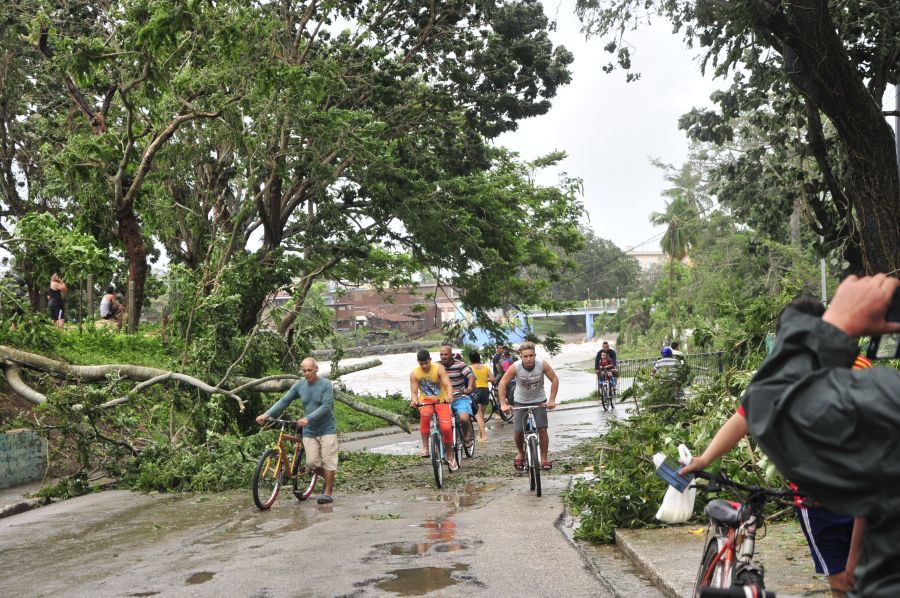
654, 444, 697, 524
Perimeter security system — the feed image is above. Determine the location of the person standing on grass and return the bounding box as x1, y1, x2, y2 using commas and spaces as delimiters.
48, 273, 67, 327
468, 350, 494, 443
256, 357, 338, 504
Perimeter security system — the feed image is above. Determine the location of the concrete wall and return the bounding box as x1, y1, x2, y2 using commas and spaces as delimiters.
0, 430, 47, 489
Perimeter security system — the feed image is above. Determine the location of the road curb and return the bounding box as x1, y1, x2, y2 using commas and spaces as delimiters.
614, 529, 683, 598
555, 475, 664, 597
0, 496, 48, 520
556, 503, 622, 597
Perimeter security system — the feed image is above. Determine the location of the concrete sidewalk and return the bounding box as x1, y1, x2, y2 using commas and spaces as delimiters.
611, 522, 832, 597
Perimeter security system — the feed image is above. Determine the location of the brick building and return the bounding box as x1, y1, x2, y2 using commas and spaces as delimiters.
328, 283, 460, 333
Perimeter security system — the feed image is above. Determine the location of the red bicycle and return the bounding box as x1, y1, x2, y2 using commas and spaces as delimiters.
691, 470, 805, 597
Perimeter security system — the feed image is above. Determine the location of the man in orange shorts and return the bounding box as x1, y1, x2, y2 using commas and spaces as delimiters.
410, 349, 458, 471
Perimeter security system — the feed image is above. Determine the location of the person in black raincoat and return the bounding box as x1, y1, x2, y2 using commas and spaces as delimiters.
743, 274, 900, 598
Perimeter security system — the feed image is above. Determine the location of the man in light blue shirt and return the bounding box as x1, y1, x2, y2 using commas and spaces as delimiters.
256, 358, 338, 504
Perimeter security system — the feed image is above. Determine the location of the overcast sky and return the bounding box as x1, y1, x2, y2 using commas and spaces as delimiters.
496, 2, 721, 253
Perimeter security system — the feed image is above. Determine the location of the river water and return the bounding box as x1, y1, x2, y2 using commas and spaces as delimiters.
333, 337, 608, 403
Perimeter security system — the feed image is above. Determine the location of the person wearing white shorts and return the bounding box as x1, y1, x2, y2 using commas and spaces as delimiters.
256, 357, 338, 504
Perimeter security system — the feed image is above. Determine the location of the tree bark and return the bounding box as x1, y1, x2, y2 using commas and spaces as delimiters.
116, 204, 149, 327
752, 0, 900, 274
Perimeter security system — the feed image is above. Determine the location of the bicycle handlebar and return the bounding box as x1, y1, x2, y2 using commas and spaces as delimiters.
509, 404, 548, 410
261, 418, 302, 431
691, 470, 805, 502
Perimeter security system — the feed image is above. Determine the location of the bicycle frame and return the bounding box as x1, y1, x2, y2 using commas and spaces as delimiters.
510, 404, 546, 497
260, 420, 303, 482
415, 402, 454, 488
692, 471, 802, 596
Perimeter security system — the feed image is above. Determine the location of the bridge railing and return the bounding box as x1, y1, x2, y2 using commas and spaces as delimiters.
612, 351, 726, 393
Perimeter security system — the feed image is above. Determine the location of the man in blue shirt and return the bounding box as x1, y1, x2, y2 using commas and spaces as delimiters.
256, 358, 338, 504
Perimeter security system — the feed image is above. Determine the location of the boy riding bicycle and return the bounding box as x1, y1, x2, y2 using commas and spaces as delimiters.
498, 342, 559, 471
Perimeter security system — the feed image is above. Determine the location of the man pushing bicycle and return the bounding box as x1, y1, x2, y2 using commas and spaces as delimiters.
256, 357, 337, 504
498, 342, 559, 471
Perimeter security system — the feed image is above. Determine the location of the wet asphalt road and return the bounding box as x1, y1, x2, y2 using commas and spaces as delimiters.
1, 481, 606, 597
0, 403, 659, 597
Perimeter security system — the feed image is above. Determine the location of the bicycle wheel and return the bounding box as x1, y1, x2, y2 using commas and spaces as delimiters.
734, 568, 765, 592
450, 417, 461, 467
693, 537, 730, 596
484, 388, 496, 421
463, 418, 476, 458
430, 432, 443, 489
291, 446, 321, 500
252, 448, 283, 510
528, 436, 541, 496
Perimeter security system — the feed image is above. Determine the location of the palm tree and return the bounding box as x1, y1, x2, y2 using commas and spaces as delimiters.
650, 194, 699, 332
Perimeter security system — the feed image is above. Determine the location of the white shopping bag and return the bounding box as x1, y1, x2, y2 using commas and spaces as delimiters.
654, 444, 697, 524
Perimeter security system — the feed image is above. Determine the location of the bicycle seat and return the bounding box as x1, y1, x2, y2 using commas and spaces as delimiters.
704, 499, 745, 527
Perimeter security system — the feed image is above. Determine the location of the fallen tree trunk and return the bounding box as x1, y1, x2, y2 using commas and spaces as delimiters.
0, 347, 407, 430
334, 390, 410, 433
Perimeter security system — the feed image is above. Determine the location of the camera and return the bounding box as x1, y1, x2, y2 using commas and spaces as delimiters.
887, 286, 900, 323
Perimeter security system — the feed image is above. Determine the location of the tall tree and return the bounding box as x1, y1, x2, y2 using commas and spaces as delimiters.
141, 1, 577, 334
22, 0, 255, 320
650, 195, 698, 330
550, 228, 640, 301
577, 0, 900, 275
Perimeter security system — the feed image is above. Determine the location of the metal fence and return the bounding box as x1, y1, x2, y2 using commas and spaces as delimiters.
614, 351, 726, 393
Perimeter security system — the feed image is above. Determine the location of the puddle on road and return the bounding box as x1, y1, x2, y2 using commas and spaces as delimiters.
185, 571, 215, 585
195, 510, 316, 545
421, 516, 456, 542
375, 564, 468, 595
389, 541, 432, 556
415, 481, 503, 508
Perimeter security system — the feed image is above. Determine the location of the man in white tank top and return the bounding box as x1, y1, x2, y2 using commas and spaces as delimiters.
498, 342, 559, 470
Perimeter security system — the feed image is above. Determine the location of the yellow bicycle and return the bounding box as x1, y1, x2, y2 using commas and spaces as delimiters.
252, 418, 322, 510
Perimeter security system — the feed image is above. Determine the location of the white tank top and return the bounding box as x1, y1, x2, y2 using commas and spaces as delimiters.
514, 359, 547, 405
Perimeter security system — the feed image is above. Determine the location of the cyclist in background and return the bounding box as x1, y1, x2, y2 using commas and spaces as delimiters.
498, 344, 517, 398
596, 350, 618, 392
595, 340, 618, 389
498, 341, 559, 471
438, 346, 476, 444
468, 350, 494, 443
651, 346, 680, 376
409, 349, 458, 471
491, 343, 504, 377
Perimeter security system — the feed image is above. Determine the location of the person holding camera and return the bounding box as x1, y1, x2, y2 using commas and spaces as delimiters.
743, 274, 900, 598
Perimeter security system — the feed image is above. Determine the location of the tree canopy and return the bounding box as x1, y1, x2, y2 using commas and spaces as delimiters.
577, 0, 900, 275
0, 0, 585, 353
